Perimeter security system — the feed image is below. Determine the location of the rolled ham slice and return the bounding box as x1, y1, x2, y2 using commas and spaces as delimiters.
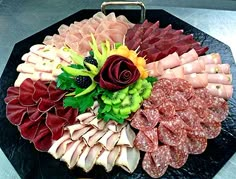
106, 121, 127, 132
160, 66, 184, 79
115, 146, 140, 173
87, 129, 108, 147
117, 124, 136, 147
205, 64, 231, 74
206, 83, 233, 99
180, 49, 198, 64
17, 63, 35, 74
198, 53, 221, 64
22, 52, 43, 64
208, 74, 232, 85
159, 52, 181, 70
70, 126, 91, 141
77, 144, 102, 172
184, 73, 208, 88
76, 112, 94, 122
82, 128, 98, 145
146, 61, 164, 77
182, 59, 205, 74
96, 146, 121, 172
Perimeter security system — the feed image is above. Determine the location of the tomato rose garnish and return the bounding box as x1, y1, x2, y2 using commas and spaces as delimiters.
95, 55, 140, 91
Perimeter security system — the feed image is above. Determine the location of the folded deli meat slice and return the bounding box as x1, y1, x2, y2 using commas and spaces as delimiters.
117, 125, 136, 147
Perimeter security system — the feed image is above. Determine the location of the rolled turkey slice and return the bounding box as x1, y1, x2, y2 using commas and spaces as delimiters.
22, 52, 43, 64
96, 146, 121, 172
90, 118, 106, 130
57, 47, 74, 64
17, 63, 35, 74
32, 71, 56, 81
117, 124, 136, 147
98, 130, 120, 150
115, 146, 140, 173
208, 74, 232, 85
160, 66, 185, 79
206, 83, 233, 99
180, 49, 198, 64
205, 64, 231, 74
106, 120, 127, 132
146, 61, 164, 77
81, 116, 97, 125
82, 128, 98, 145
30, 44, 58, 60
48, 132, 71, 159
70, 126, 92, 141
198, 53, 221, 64
66, 123, 85, 136
60, 140, 85, 169
87, 129, 108, 147
182, 59, 205, 74
184, 73, 208, 88
77, 144, 102, 172
76, 112, 94, 122
159, 52, 181, 70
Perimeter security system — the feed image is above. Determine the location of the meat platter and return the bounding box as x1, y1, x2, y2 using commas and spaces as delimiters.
0, 8, 236, 179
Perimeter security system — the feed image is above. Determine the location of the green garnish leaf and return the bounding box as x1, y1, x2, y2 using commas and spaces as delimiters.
56, 72, 77, 90
89, 50, 94, 57
115, 42, 122, 49
146, 76, 158, 85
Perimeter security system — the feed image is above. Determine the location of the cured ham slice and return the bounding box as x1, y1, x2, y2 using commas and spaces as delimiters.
106, 121, 127, 132
87, 129, 108, 147
206, 83, 233, 99
208, 74, 232, 85
184, 73, 208, 88
182, 59, 205, 74
77, 144, 102, 172
146, 61, 164, 77
76, 112, 94, 122
17, 63, 35, 73
48, 133, 71, 159
82, 128, 98, 145
180, 49, 198, 64
205, 64, 230, 74
115, 146, 140, 173
22, 52, 43, 64
160, 66, 185, 79
159, 52, 181, 70
70, 126, 91, 141
198, 53, 221, 64
96, 147, 121, 172
60, 140, 85, 169
117, 125, 136, 147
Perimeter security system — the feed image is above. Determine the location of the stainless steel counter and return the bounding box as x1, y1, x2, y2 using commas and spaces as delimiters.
0, 1, 236, 178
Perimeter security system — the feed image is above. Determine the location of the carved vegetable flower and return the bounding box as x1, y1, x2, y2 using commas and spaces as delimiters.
96, 55, 140, 91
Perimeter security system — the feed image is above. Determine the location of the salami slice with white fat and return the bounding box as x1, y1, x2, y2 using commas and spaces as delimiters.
186, 132, 207, 154
153, 78, 173, 95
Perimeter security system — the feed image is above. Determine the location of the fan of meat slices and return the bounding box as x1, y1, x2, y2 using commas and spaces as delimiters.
4, 12, 233, 178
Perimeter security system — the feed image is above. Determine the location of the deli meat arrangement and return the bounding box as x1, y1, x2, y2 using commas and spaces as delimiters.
4, 11, 234, 178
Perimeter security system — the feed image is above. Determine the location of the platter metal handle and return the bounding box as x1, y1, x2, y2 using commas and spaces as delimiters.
101, 1, 146, 23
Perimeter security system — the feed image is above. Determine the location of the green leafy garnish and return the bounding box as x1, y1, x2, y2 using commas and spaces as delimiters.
146, 76, 158, 85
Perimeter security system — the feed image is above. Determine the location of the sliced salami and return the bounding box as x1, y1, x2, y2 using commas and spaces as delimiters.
158, 123, 187, 146
146, 88, 167, 108
188, 96, 208, 118
200, 121, 222, 139
134, 128, 158, 152
169, 91, 188, 111
171, 78, 193, 100
186, 132, 207, 154
161, 115, 189, 132
209, 97, 229, 122
152, 78, 173, 95
169, 143, 188, 168
194, 88, 215, 107
158, 100, 175, 117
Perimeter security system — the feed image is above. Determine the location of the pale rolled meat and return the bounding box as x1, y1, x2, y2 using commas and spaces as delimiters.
66, 123, 85, 136
22, 52, 43, 64
180, 49, 198, 64
96, 146, 121, 172
115, 146, 140, 173
14, 73, 34, 87
117, 124, 136, 147
48, 133, 71, 159
76, 112, 94, 122
106, 121, 127, 132
182, 59, 205, 74
205, 64, 231, 74
159, 52, 181, 70
16, 63, 35, 74
146, 61, 164, 77
206, 83, 233, 99
30, 44, 58, 60
106, 132, 121, 150
160, 66, 185, 79
70, 126, 91, 141
82, 128, 98, 145
184, 73, 208, 88
198, 53, 221, 64
32, 71, 56, 81
57, 47, 74, 64
208, 74, 232, 85
87, 129, 108, 147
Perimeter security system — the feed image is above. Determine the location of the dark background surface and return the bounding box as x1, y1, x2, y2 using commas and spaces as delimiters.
0, 9, 236, 179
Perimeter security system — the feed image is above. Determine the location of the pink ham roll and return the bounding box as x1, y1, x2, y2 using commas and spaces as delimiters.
208, 74, 232, 85
146, 61, 164, 77
180, 49, 198, 65
182, 59, 205, 74
184, 73, 208, 88
160, 66, 184, 79
206, 83, 233, 99
159, 52, 182, 70
198, 53, 221, 64
205, 64, 231, 74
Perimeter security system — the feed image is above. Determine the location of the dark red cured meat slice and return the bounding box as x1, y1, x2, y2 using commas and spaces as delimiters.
158, 100, 175, 117
38, 98, 55, 112
209, 97, 229, 122
48, 81, 67, 102
6, 98, 27, 125
161, 115, 189, 132
18, 117, 42, 140
131, 108, 160, 130
194, 88, 215, 107
186, 132, 207, 154
176, 108, 203, 131
55, 106, 78, 125
189, 96, 208, 118
158, 123, 187, 146
33, 123, 52, 152
19, 78, 35, 106
145, 88, 167, 108
27, 106, 44, 122
33, 80, 49, 102
142, 152, 161, 178
4, 87, 19, 103
171, 78, 193, 100
142, 21, 160, 40
153, 78, 173, 96
134, 128, 158, 152
46, 113, 67, 140
200, 122, 221, 139
169, 91, 188, 111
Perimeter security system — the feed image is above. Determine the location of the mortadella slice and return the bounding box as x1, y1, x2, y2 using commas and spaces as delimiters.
160, 66, 185, 79
206, 83, 233, 99
180, 49, 198, 64
146, 61, 164, 77
159, 52, 182, 70
184, 73, 208, 88
182, 59, 205, 74
205, 64, 231, 74
208, 74, 232, 85
198, 53, 221, 64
